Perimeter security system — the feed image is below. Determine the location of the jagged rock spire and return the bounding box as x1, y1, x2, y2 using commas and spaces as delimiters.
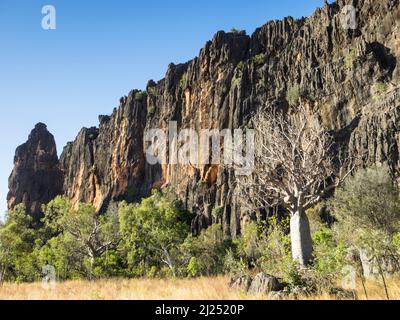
7, 123, 63, 220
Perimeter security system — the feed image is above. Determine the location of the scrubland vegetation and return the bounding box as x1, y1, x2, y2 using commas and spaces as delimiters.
1, 106, 400, 300
2, 166, 400, 300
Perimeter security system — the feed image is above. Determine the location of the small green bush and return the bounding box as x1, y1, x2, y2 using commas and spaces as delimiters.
134, 91, 147, 101
223, 249, 248, 277
187, 257, 199, 277
212, 206, 224, 222
312, 227, 347, 291
375, 81, 388, 94
344, 48, 356, 70
180, 224, 231, 277
236, 61, 245, 72
147, 86, 156, 95
148, 105, 156, 117
286, 85, 300, 106
252, 53, 265, 66
179, 72, 188, 90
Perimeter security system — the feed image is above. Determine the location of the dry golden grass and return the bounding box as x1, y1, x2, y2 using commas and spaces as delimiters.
0, 277, 251, 300
353, 278, 400, 300
297, 278, 400, 300
1, 276, 400, 300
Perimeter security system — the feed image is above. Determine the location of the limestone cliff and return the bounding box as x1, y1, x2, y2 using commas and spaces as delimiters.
8, 0, 400, 235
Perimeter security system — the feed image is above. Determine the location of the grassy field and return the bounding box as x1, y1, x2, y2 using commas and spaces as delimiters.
1, 276, 400, 300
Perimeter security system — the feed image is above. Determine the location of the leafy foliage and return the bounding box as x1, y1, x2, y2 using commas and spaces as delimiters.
0, 205, 39, 282
179, 72, 188, 89
119, 191, 191, 277
286, 85, 300, 106
344, 48, 356, 70
329, 166, 400, 296
252, 53, 265, 66
134, 91, 147, 101
3, 165, 400, 296
330, 166, 400, 235
180, 224, 231, 276
375, 81, 388, 94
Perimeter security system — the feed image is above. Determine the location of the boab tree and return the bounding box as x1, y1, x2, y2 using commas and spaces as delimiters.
236, 107, 351, 267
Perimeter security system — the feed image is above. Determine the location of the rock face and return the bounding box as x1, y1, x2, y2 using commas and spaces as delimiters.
229, 275, 253, 292
247, 273, 285, 295
7, 0, 400, 236
59, 92, 147, 212
7, 123, 63, 220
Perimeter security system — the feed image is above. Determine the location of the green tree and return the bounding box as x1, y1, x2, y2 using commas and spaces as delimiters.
38, 232, 85, 280
119, 192, 191, 277
41, 197, 121, 278
0, 205, 39, 282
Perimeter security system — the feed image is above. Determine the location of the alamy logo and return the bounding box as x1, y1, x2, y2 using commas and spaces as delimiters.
340, 5, 357, 30
144, 122, 255, 176
41, 5, 56, 30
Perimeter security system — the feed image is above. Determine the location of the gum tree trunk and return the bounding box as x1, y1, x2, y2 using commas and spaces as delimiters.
290, 210, 313, 268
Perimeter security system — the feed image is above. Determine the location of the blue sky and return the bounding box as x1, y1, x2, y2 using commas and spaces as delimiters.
0, 0, 326, 219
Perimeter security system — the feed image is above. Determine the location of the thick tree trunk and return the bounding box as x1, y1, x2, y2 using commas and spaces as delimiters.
290, 210, 313, 268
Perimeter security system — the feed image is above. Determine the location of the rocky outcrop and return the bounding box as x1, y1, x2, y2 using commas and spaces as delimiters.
247, 273, 285, 295
7, 123, 63, 220
229, 273, 286, 296
7, 0, 400, 236
229, 275, 253, 292
59, 91, 147, 212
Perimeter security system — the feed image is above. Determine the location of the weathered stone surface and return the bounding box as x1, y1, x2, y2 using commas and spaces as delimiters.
248, 273, 285, 295
7, 0, 400, 237
59, 90, 147, 212
229, 275, 253, 292
7, 123, 63, 220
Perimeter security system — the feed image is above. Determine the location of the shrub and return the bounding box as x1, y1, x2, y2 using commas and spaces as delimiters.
230, 28, 239, 34
147, 86, 156, 95
179, 72, 188, 90
330, 166, 400, 235
286, 85, 300, 106
252, 53, 265, 66
375, 81, 388, 94
134, 91, 147, 101
180, 224, 231, 276
393, 232, 400, 254
329, 166, 400, 289
187, 257, 200, 277
223, 249, 249, 278
311, 227, 348, 292
211, 206, 223, 222
237, 221, 261, 264
236, 61, 245, 72
255, 217, 299, 285
344, 48, 356, 70
148, 105, 156, 117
